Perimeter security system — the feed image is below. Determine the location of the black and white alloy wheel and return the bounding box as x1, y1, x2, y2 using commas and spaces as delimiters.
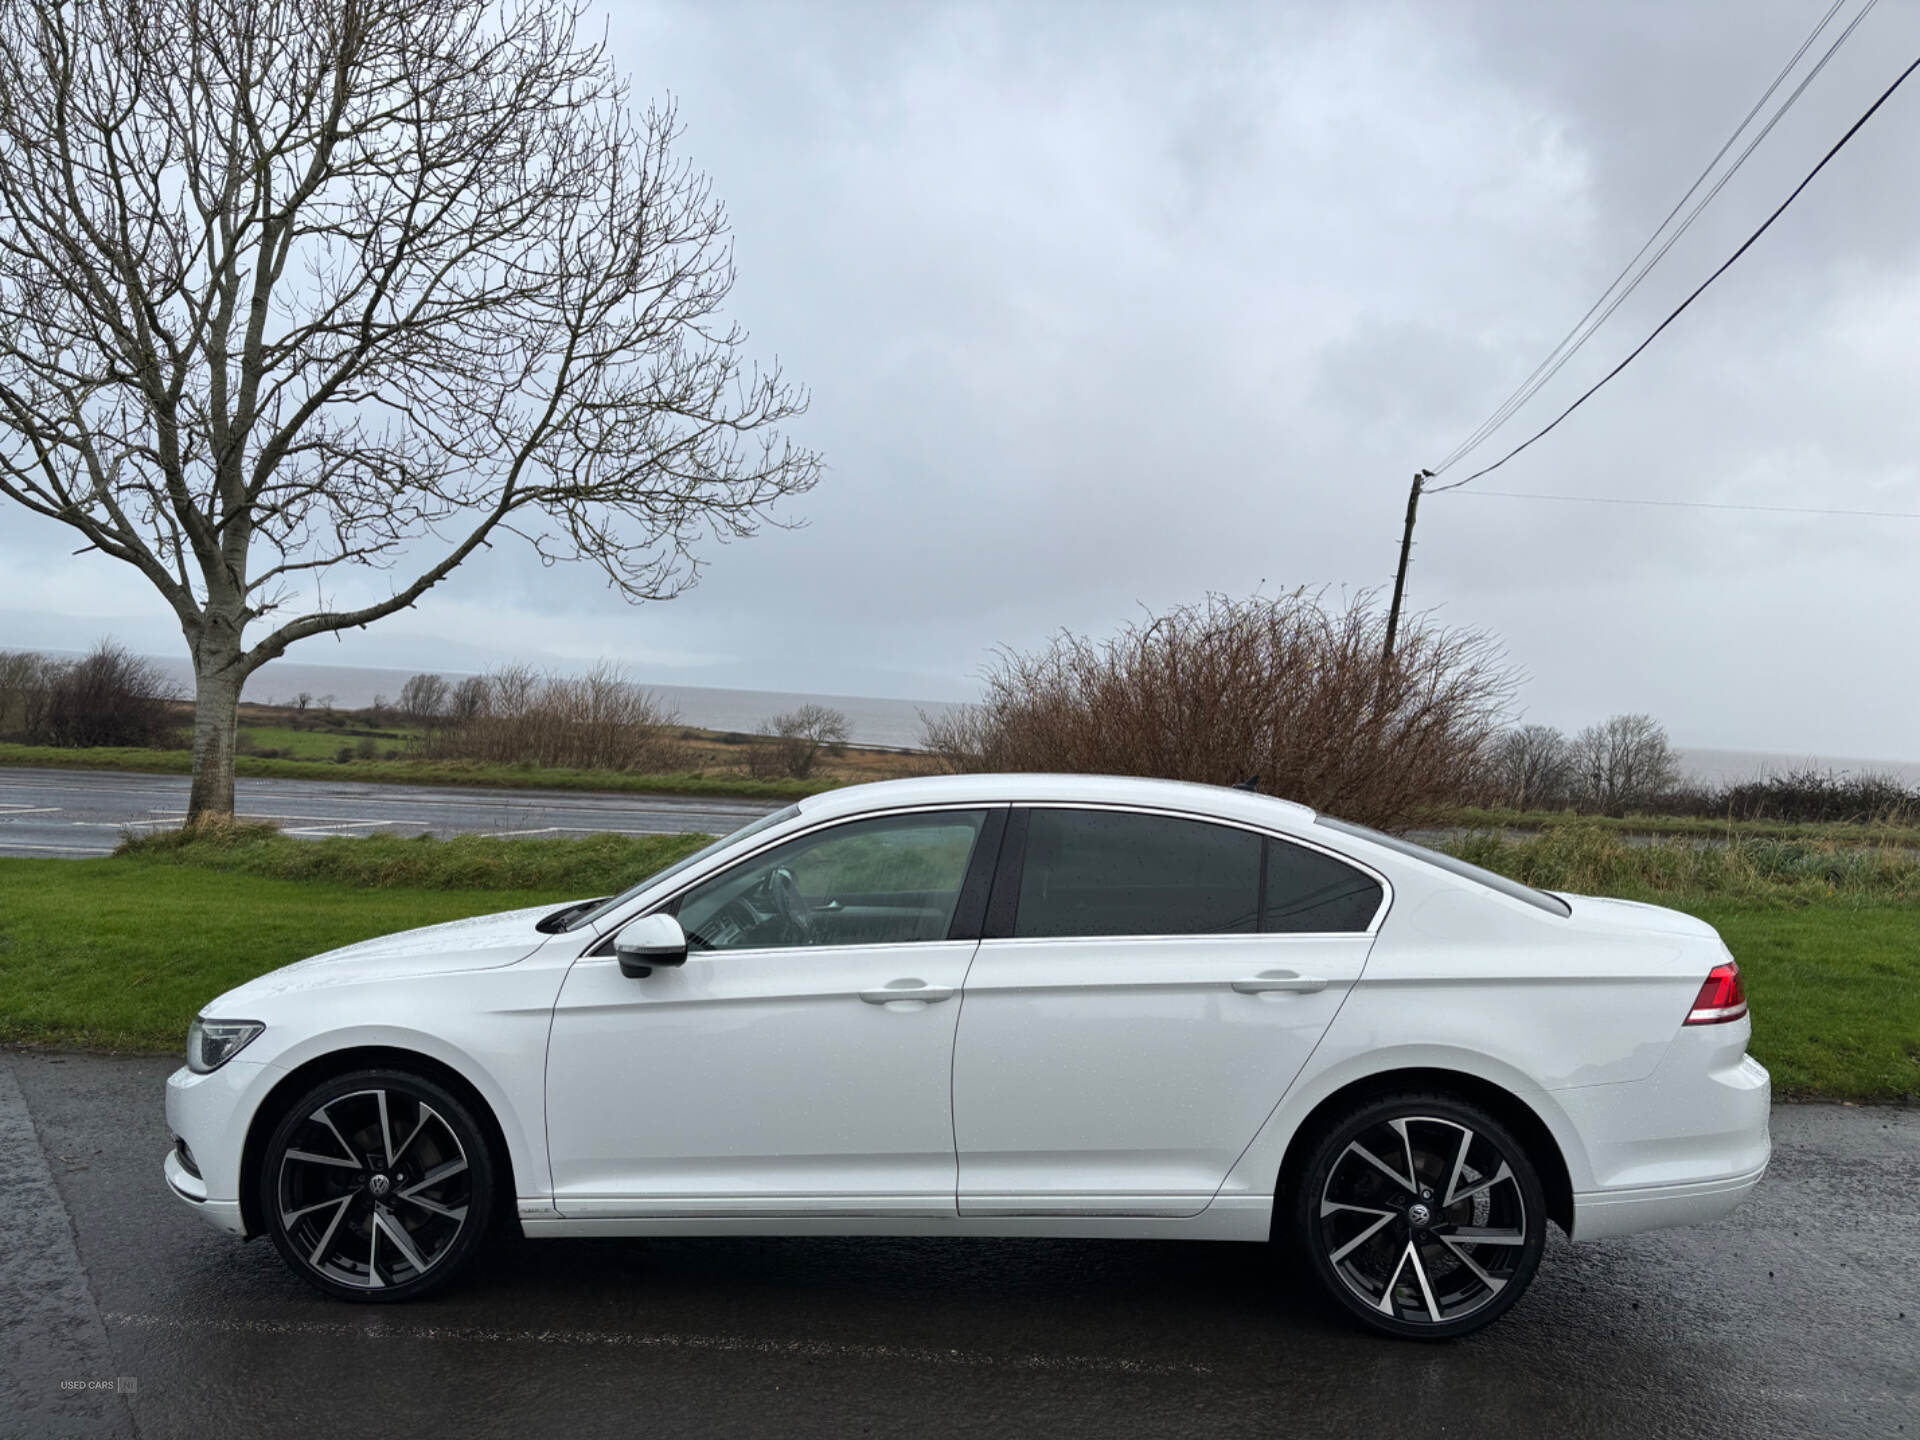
261, 1069, 495, 1302
1294, 1093, 1546, 1339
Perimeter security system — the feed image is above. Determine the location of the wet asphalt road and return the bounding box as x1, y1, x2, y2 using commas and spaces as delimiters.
0, 766, 780, 858
3, 1051, 1915, 1440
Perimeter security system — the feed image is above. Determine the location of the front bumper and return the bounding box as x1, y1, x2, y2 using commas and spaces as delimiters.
164, 1060, 267, 1236
164, 1146, 245, 1235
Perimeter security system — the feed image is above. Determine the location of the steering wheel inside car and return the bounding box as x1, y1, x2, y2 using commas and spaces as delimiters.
767, 866, 813, 945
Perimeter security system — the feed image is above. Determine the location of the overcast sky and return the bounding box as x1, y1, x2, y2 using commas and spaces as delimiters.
3, 0, 1917, 758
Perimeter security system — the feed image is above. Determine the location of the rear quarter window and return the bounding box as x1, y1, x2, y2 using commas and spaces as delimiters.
1313, 816, 1570, 918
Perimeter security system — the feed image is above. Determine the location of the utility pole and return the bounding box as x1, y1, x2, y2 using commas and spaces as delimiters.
1382, 468, 1431, 666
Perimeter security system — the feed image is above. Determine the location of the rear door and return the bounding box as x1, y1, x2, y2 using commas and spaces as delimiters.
951, 806, 1384, 1216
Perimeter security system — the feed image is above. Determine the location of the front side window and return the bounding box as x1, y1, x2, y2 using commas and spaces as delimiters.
1014, 809, 1262, 938
675, 810, 989, 952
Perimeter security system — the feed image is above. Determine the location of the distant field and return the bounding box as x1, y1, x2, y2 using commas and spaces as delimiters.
237, 723, 420, 760
1, 826, 1912, 1101
1431, 805, 1920, 848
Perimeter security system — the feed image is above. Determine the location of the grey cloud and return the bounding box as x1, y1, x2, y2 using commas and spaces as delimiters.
1, 0, 1914, 755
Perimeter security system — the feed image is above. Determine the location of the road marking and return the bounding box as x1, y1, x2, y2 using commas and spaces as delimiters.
478, 827, 567, 837
101, 1311, 1212, 1377
0, 805, 60, 814
0, 839, 113, 853
152, 810, 396, 826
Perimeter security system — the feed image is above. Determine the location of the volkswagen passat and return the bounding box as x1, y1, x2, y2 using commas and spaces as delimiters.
164, 774, 1769, 1338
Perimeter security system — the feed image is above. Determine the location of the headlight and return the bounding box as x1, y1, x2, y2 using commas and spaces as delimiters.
187, 1018, 264, 1074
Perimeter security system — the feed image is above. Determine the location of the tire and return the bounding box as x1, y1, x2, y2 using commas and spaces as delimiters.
259, 1067, 496, 1303
1288, 1090, 1547, 1340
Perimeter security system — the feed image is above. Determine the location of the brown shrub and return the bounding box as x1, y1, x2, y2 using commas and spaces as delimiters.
15, 640, 180, 747
423, 662, 679, 772
920, 590, 1516, 831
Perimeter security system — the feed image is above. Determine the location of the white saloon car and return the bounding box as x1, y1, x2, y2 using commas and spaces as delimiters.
165, 774, 1769, 1338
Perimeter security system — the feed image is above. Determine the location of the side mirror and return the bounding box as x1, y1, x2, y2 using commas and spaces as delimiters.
613, 914, 689, 978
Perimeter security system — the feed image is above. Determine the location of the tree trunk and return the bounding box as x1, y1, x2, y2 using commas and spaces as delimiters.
186, 658, 246, 826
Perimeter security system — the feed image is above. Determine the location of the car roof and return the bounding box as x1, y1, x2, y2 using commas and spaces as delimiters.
795, 773, 1318, 833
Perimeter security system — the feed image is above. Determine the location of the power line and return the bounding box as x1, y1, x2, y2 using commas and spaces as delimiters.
1450, 489, 1920, 520
1432, 0, 1858, 476
1427, 46, 1920, 496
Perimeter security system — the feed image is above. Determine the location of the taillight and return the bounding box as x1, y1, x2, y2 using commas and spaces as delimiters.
1684, 961, 1748, 1025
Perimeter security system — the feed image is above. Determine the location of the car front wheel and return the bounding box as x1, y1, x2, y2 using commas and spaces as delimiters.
259, 1068, 495, 1302
1290, 1091, 1547, 1339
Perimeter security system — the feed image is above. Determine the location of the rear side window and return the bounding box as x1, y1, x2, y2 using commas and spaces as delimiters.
1264, 838, 1383, 933
1014, 809, 1261, 938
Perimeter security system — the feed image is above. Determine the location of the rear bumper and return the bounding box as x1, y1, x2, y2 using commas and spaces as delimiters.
1571, 1154, 1768, 1240
1556, 1030, 1772, 1240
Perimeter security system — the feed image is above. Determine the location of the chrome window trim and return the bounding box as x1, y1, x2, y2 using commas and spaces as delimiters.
594, 796, 1393, 948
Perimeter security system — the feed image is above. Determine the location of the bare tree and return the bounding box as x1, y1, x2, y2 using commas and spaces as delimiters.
0, 0, 819, 822
448, 675, 489, 726
397, 672, 450, 724
0, 648, 59, 738
1570, 714, 1681, 816
750, 703, 851, 780
1484, 724, 1574, 811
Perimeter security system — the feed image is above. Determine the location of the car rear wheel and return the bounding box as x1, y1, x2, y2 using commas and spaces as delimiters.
1290, 1091, 1546, 1339
259, 1068, 495, 1302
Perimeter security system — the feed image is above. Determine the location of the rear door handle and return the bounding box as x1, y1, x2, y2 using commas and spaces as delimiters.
859, 980, 956, 1007
1230, 970, 1328, 995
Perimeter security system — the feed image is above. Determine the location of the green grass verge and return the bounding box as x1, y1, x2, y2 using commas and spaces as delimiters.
2, 827, 1912, 1100
116, 824, 711, 893
0, 859, 576, 1051
0, 740, 835, 801
1686, 902, 1917, 1103
1442, 824, 1920, 905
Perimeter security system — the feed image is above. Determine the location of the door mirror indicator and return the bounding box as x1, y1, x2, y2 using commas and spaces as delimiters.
613, 914, 689, 978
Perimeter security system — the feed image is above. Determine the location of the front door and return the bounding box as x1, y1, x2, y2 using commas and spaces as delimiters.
545, 807, 999, 1218
952, 806, 1383, 1216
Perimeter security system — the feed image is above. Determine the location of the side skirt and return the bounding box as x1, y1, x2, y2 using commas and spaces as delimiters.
519, 1195, 1271, 1241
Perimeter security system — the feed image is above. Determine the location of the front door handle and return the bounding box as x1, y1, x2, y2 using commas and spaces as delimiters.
1230, 970, 1328, 995
859, 980, 956, 1008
